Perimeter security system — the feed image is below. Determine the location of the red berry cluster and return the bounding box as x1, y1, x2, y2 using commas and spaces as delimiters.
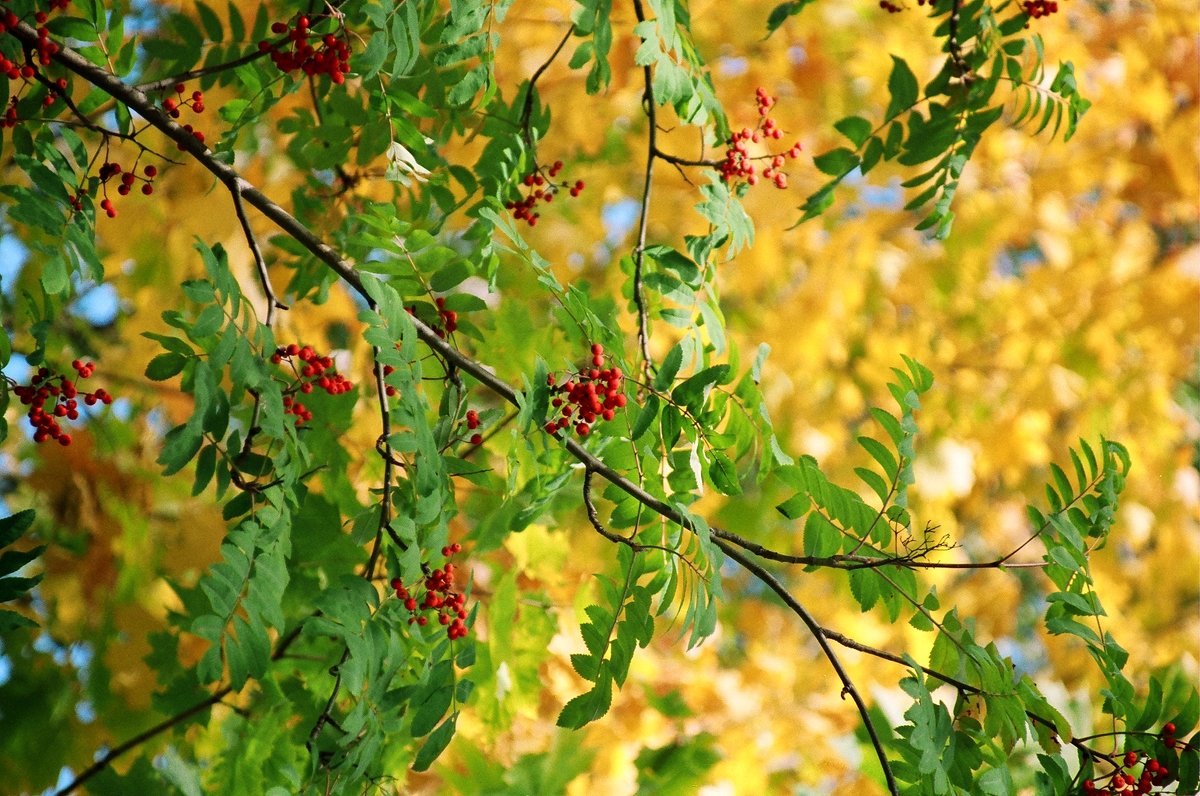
1080, 724, 1182, 795
719, 89, 801, 189
163, 83, 204, 117
12, 7, 63, 65
0, 2, 72, 126
390, 543, 470, 640
381, 364, 399, 397
879, 0, 904, 12
258, 15, 351, 84
402, 296, 458, 340
270, 344, 353, 425
11, 360, 112, 446
465, 408, 483, 446
543, 343, 627, 437
163, 83, 206, 149
87, 161, 158, 217
1022, 0, 1060, 19
504, 160, 585, 227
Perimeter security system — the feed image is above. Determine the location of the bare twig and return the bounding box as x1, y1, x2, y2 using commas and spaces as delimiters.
230, 180, 288, 317
818, 626, 1112, 767
517, 24, 575, 151
629, 0, 656, 377
136, 45, 273, 93
715, 540, 900, 796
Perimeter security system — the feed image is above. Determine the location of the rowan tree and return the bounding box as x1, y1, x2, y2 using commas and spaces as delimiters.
0, 0, 1196, 794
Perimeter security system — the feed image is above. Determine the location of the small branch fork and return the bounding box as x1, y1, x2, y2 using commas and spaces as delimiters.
15, 17, 1105, 795
817, 626, 1122, 768
583, 467, 704, 576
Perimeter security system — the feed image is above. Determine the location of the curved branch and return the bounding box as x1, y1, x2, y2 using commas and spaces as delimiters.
517, 23, 574, 152
715, 539, 900, 796
630, 0, 656, 376
818, 626, 1113, 768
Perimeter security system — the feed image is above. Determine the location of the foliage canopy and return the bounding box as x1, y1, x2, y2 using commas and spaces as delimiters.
0, 0, 1196, 794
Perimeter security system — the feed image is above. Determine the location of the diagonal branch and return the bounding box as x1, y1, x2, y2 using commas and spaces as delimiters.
818, 625, 1113, 768
715, 539, 900, 796
16, 13, 1069, 585
53, 623, 306, 796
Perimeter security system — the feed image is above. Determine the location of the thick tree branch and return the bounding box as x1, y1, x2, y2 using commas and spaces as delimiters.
16, 14, 1069, 573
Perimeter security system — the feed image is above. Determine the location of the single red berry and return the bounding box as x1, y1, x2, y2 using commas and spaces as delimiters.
469, 433, 483, 446
1163, 723, 1176, 735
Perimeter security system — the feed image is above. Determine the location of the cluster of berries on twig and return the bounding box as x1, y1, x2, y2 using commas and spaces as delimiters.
11, 360, 112, 446
544, 343, 627, 438
464, 408, 484, 446
390, 543, 470, 640
401, 296, 459, 341
87, 161, 158, 217
258, 14, 351, 84
505, 160, 585, 227
0, 2, 73, 127
270, 344, 353, 425
162, 83, 206, 149
1080, 724, 1186, 795
719, 88, 801, 189
1021, 0, 1060, 20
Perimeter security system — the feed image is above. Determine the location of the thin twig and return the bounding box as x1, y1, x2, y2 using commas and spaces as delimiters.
136, 45, 273, 93
53, 623, 306, 796
517, 24, 575, 151
309, 343, 397, 751
629, 0, 656, 377
650, 147, 719, 168
307, 646, 352, 750
818, 626, 1113, 767
584, 466, 642, 548
230, 180, 288, 316
715, 540, 900, 796
583, 468, 706, 577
